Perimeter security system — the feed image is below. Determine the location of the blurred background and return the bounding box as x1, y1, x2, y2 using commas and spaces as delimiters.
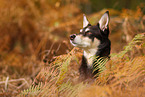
0, 0, 145, 96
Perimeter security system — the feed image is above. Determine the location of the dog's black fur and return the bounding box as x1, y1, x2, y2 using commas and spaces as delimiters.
70, 11, 111, 80
80, 24, 110, 79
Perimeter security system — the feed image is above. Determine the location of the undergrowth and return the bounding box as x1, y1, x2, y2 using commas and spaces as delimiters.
19, 33, 145, 97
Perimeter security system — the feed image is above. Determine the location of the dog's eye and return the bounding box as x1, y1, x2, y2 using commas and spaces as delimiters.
85, 31, 92, 35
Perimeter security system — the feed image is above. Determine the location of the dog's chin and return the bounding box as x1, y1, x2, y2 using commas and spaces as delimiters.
70, 40, 89, 48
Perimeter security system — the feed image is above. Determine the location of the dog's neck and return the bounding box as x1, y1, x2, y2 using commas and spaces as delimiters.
83, 48, 98, 68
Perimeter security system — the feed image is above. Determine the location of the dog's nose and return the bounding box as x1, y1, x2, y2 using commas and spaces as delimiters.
70, 34, 76, 40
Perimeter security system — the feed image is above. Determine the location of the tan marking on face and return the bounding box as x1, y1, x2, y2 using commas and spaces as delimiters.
85, 28, 90, 32
80, 29, 83, 32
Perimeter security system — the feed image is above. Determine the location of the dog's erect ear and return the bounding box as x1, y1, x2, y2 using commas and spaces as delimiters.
83, 14, 89, 28
99, 11, 109, 31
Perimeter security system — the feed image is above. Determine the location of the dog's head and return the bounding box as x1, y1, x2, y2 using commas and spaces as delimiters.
70, 11, 110, 50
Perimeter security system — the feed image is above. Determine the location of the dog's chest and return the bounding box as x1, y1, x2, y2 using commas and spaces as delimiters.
83, 49, 97, 68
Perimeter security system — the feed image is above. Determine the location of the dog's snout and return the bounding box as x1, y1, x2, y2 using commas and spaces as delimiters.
70, 34, 76, 40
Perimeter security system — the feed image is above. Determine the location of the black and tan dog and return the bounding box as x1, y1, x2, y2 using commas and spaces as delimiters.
70, 11, 111, 80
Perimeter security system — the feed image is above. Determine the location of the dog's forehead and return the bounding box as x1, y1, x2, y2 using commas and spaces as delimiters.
80, 25, 99, 33
89, 25, 99, 30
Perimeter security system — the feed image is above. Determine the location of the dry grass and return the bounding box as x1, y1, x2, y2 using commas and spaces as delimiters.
19, 33, 145, 97
0, 0, 145, 96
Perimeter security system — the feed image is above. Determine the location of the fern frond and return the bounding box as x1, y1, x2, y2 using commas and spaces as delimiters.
20, 82, 42, 96
93, 56, 109, 77
113, 33, 145, 58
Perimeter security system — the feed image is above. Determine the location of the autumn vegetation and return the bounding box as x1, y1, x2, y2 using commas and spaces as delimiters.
0, 0, 145, 97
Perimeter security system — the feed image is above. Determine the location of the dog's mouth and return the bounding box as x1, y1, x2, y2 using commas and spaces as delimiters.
70, 39, 89, 48
70, 40, 79, 46
70, 34, 80, 46
70, 40, 81, 47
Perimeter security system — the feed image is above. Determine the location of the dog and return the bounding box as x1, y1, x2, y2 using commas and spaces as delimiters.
70, 11, 111, 80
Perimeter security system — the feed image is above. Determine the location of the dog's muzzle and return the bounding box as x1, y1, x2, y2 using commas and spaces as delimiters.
70, 34, 76, 40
